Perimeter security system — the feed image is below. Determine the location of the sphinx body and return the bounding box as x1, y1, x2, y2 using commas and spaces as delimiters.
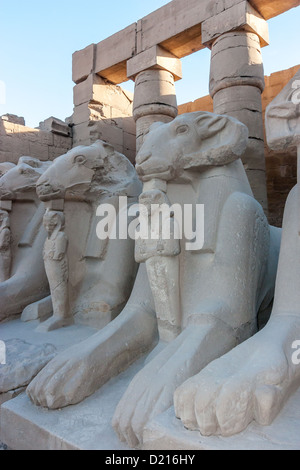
175, 71, 300, 437
0, 157, 52, 322
27, 112, 281, 448
33, 140, 142, 330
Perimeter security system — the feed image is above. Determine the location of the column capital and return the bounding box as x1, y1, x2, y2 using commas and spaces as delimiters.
202, 0, 269, 49
127, 45, 182, 82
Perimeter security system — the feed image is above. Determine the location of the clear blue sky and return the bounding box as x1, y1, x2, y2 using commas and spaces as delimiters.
0, 0, 299, 128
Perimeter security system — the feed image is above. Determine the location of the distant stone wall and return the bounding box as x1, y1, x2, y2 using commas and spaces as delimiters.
0, 115, 72, 164
178, 64, 300, 227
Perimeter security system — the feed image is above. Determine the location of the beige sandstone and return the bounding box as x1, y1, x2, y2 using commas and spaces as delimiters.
0, 118, 72, 164
0, 0, 299, 453
94, 24, 137, 84
36, 210, 73, 333
72, 44, 95, 85
72, 0, 299, 85
127, 45, 182, 81
133, 69, 178, 152
39, 117, 72, 138
202, 0, 269, 47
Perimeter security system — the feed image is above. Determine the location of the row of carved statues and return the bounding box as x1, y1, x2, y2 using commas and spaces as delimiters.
0, 69, 299, 448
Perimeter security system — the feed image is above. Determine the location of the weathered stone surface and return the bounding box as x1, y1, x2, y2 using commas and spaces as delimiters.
94, 24, 137, 84
0, 200, 12, 212
127, 45, 182, 81
178, 64, 300, 227
178, 95, 213, 115
3, 364, 300, 450
133, 69, 178, 152
34, 141, 141, 331
209, 30, 267, 212
25, 113, 280, 451
0, 163, 15, 178
39, 117, 72, 137
81, 0, 298, 85
36, 210, 72, 333
0, 339, 56, 393
1, 357, 146, 450
0, 316, 100, 449
21, 296, 53, 323
174, 70, 300, 441
72, 44, 95, 85
266, 69, 300, 151
250, 0, 300, 19
73, 74, 133, 113
0, 158, 52, 322
0, 119, 72, 164
202, 0, 269, 47
142, 398, 300, 450
72, 119, 136, 163
210, 32, 265, 97
71, 73, 135, 159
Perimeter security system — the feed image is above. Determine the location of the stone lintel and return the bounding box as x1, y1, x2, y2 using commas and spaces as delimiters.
94, 24, 137, 85
127, 45, 182, 81
71, 0, 299, 85
202, 1, 269, 48
72, 44, 95, 85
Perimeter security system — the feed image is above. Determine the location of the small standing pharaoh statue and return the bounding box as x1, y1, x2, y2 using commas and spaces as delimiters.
0, 210, 11, 282
135, 188, 182, 342
38, 209, 72, 331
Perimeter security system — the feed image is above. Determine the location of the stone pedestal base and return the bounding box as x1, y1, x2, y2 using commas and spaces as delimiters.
142, 394, 300, 450
0, 359, 145, 450
1, 320, 300, 450
1, 361, 300, 450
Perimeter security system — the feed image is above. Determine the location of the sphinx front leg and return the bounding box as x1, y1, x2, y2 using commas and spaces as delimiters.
27, 303, 157, 409
27, 265, 158, 409
112, 314, 237, 448
175, 315, 300, 436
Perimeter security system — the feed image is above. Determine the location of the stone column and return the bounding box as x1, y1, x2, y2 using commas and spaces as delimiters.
202, 1, 270, 212
127, 45, 182, 152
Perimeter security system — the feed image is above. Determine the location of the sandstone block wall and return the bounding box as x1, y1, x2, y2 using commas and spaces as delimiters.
0, 115, 72, 164
1, 61, 299, 227
178, 64, 300, 227
71, 73, 136, 164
